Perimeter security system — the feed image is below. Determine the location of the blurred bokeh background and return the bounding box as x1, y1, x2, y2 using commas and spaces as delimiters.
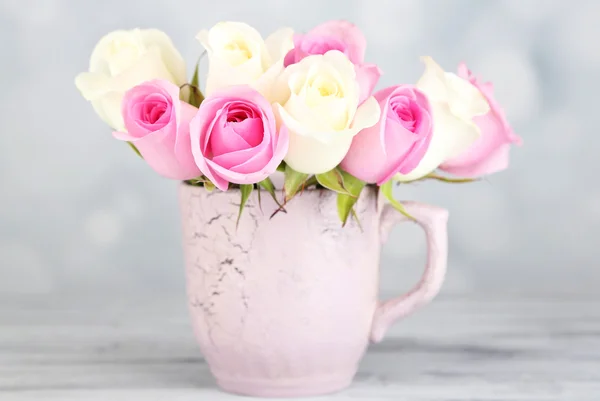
0, 0, 596, 298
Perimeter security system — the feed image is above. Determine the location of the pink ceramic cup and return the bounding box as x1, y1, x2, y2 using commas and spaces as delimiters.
179, 183, 448, 397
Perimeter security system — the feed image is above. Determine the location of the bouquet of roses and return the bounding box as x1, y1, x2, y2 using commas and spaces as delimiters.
75, 20, 521, 225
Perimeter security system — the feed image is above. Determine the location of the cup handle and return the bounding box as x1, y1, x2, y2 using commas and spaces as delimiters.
370, 201, 449, 343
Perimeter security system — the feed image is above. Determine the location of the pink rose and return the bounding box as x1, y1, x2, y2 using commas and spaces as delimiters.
439, 63, 522, 177
190, 86, 289, 191
341, 85, 433, 185
283, 20, 381, 104
113, 79, 201, 180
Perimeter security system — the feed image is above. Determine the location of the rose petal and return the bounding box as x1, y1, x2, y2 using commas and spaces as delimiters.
309, 20, 367, 63
122, 80, 177, 138
196, 23, 268, 95
206, 124, 288, 184
349, 95, 381, 132
339, 121, 386, 183
395, 100, 481, 182
441, 142, 512, 178
210, 119, 253, 157
113, 96, 200, 181
444, 72, 489, 119
140, 29, 187, 85
265, 27, 294, 63
214, 144, 271, 174
416, 56, 450, 103
356, 63, 382, 105
173, 101, 202, 176
284, 130, 354, 174
203, 163, 231, 191
230, 117, 263, 146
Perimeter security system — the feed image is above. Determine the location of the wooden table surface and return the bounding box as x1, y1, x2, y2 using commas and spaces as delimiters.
2, 293, 599, 400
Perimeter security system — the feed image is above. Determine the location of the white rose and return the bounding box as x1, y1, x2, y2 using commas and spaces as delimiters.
196, 22, 293, 97
75, 29, 186, 131
272, 50, 380, 174
394, 56, 490, 182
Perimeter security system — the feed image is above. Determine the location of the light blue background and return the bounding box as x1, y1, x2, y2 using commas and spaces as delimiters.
1, 0, 597, 297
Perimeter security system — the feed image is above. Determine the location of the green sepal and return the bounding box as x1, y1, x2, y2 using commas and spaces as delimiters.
337, 193, 356, 227
256, 184, 262, 212
283, 164, 309, 200
304, 175, 318, 188
187, 176, 207, 186
316, 169, 353, 196
336, 171, 366, 226
127, 142, 143, 159
340, 171, 366, 197
258, 177, 284, 208
204, 181, 215, 192
380, 180, 415, 220
350, 207, 363, 232
191, 56, 201, 88
188, 55, 205, 107
236, 184, 254, 227
424, 172, 477, 183
186, 176, 219, 193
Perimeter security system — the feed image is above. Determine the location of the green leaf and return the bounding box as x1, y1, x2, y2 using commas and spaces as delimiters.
380, 181, 415, 220
258, 177, 284, 208
127, 142, 143, 159
315, 169, 352, 195
276, 162, 286, 172
236, 184, 254, 227
283, 164, 309, 200
336, 172, 366, 226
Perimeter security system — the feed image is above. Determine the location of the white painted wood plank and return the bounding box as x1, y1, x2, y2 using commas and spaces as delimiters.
1, 294, 599, 400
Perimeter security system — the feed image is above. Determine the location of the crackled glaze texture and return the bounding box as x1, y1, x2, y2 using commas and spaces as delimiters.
179, 184, 448, 397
